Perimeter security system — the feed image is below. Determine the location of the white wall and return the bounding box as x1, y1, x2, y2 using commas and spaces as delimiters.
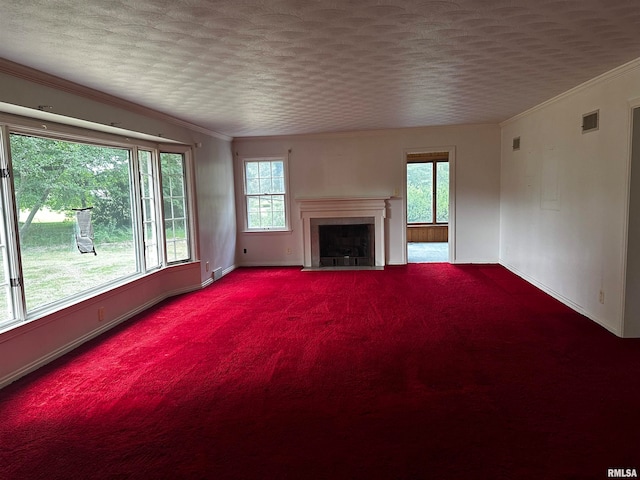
193, 133, 237, 281
233, 124, 501, 266
500, 59, 640, 337
0, 70, 237, 386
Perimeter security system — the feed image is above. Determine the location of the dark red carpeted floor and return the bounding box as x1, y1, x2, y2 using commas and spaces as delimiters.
1, 264, 640, 479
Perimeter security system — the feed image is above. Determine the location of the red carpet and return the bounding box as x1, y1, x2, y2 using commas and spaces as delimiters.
1, 264, 640, 479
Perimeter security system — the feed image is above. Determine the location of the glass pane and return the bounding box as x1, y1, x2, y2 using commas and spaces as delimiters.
172, 175, 185, 196
247, 196, 260, 212
0, 242, 13, 326
164, 219, 175, 237
248, 212, 261, 229
246, 178, 260, 195
259, 196, 273, 211
272, 161, 284, 177
272, 211, 285, 227
258, 161, 271, 177
140, 174, 150, 198
260, 209, 273, 226
407, 163, 433, 224
436, 162, 449, 223
260, 177, 274, 194
145, 244, 158, 268
245, 162, 259, 180
10, 133, 136, 312
172, 199, 185, 219
139, 150, 152, 175
173, 240, 188, 260
272, 177, 285, 193
144, 222, 156, 240
272, 195, 284, 212
161, 152, 189, 263
174, 219, 187, 239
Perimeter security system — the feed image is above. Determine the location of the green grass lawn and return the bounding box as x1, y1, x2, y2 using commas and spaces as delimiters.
21, 242, 137, 312
2, 222, 189, 321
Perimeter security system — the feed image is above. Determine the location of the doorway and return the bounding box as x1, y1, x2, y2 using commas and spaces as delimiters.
406, 151, 450, 263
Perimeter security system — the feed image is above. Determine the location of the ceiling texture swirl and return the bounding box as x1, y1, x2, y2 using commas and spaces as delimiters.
1, 0, 639, 137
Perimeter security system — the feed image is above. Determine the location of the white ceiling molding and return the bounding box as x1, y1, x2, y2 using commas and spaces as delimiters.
501, 57, 640, 128
0, 58, 232, 141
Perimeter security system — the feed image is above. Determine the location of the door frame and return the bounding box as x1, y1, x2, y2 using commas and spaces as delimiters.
402, 146, 456, 264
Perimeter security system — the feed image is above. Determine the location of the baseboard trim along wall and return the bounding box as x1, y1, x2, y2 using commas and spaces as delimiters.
500, 261, 621, 337
0, 265, 236, 390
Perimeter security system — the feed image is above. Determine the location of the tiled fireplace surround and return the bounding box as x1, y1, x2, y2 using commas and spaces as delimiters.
298, 197, 388, 268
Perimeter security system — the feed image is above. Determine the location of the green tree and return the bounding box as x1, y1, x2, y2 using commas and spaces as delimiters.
407, 163, 433, 223
9, 134, 131, 240
407, 161, 449, 224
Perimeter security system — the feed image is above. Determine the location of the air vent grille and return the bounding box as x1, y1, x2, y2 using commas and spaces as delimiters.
582, 110, 599, 133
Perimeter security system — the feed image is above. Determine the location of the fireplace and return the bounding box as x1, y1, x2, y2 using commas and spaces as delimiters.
298, 197, 388, 268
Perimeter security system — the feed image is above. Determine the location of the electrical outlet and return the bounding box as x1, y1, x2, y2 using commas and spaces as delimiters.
243, 248, 247, 254
286, 247, 292, 255
98, 307, 105, 321
599, 290, 605, 304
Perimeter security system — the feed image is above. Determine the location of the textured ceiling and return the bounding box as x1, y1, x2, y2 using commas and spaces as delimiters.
0, 0, 639, 138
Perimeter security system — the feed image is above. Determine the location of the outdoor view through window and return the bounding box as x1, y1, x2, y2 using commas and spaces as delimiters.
10, 134, 136, 312
0, 130, 191, 329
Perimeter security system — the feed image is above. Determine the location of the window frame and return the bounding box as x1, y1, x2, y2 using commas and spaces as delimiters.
406, 158, 450, 226
241, 156, 290, 233
136, 148, 163, 272
0, 113, 196, 331
159, 145, 196, 265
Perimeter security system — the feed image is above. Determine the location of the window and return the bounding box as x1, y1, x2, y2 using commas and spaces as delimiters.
243, 158, 288, 231
0, 174, 15, 325
407, 155, 449, 225
161, 152, 190, 262
0, 122, 194, 331
10, 133, 137, 312
139, 150, 161, 270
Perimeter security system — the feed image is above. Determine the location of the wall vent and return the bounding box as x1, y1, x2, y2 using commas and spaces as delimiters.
512, 136, 520, 151
582, 110, 599, 133
213, 267, 223, 281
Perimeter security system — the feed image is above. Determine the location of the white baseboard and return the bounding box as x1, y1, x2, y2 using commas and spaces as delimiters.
0, 278, 226, 390
500, 261, 621, 337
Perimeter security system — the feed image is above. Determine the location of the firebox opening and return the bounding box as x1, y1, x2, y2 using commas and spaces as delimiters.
319, 224, 374, 267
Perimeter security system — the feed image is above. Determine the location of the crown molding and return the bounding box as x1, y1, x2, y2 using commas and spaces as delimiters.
501, 56, 640, 127
0, 57, 232, 142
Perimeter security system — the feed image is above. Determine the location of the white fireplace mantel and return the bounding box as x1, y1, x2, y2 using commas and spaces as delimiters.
297, 197, 389, 267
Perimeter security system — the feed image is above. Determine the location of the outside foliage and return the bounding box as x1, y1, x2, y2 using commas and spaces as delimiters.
9, 134, 136, 312
245, 159, 286, 229
160, 152, 190, 262
1, 133, 190, 326
407, 161, 449, 224
11, 134, 133, 242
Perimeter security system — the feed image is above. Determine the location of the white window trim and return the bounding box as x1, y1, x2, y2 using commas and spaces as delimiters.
241, 155, 291, 233
159, 145, 198, 265
0, 113, 197, 331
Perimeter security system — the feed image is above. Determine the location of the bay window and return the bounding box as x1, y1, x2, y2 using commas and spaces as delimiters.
0, 121, 193, 331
